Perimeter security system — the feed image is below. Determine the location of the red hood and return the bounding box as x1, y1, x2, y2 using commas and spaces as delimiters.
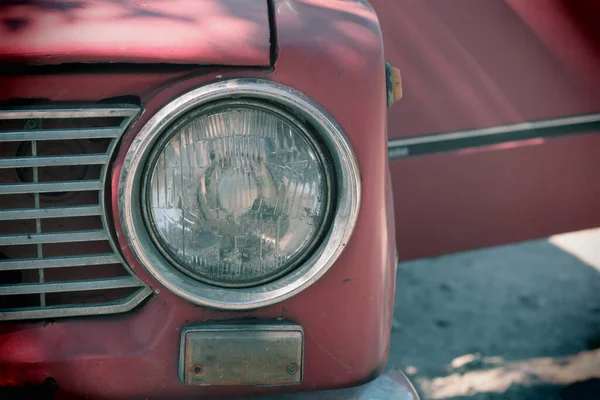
0, 0, 271, 66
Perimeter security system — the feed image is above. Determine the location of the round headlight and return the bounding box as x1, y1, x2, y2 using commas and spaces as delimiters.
142, 102, 332, 287
119, 79, 360, 310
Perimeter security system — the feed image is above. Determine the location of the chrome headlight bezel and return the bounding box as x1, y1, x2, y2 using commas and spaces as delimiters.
119, 79, 361, 310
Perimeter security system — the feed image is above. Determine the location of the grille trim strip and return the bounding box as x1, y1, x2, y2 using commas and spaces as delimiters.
0, 180, 102, 194
0, 106, 140, 120
0, 205, 102, 221
0, 154, 109, 169
0, 230, 108, 246
0, 287, 152, 321
0, 277, 142, 295
0, 127, 122, 142
0, 104, 150, 321
0, 254, 121, 271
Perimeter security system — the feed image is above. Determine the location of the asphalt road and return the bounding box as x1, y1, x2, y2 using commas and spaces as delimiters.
387, 229, 600, 400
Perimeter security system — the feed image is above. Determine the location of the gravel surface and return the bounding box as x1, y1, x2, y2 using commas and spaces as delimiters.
387, 229, 600, 399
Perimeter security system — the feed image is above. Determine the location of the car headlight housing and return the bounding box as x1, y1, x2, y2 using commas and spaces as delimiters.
119, 79, 360, 309
142, 101, 333, 287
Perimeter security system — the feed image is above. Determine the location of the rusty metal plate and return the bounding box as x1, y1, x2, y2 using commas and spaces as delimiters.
178, 323, 304, 386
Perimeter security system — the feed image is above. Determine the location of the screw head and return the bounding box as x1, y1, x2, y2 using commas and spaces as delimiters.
287, 362, 298, 374
192, 364, 203, 374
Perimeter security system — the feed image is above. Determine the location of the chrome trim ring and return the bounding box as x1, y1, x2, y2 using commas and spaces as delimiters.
119, 79, 361, 310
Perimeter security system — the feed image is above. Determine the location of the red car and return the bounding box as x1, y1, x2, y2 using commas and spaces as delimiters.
3, 1, 597, 398
0, 0, 413, 399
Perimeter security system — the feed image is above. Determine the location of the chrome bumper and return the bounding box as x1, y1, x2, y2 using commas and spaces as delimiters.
258, 370, 420, 400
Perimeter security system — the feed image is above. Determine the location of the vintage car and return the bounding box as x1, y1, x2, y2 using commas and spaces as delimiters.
4, 0, 597, 398
0, 0, 415, 399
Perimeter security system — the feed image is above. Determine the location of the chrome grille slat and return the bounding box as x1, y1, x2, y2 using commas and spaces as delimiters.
0, 154, 109, 169
0, 205, 102, 221
0, 230, 108, 246
0, 254, 121, 271
0, 106, 140, 119
0, 287, 153, 321
0, 127, 122, 142
0, 180, 102, 194
0, 105, 150, 321
0, 277, 142, 295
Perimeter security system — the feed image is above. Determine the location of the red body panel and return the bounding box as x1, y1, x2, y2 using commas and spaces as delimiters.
0, 1, 396, 398
0, 0, 271, 66
373, 0, 600, 259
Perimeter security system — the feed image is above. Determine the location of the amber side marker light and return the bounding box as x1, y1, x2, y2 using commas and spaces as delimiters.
386, 62, 403, 107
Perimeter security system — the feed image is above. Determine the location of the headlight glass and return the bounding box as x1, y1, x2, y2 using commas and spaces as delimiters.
144, 102, 331, 287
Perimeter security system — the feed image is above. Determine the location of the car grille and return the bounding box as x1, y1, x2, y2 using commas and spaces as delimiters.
0, 106, 151, 321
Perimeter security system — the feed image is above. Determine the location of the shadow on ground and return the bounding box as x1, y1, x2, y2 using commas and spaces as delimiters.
387, 236, 600, 400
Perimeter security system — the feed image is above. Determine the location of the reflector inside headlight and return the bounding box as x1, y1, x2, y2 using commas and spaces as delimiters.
144, 102, 331, 287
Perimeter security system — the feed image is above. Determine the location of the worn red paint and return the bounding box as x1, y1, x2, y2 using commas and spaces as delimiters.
391, 134, 600, 260
0, 0, 395, 398
0, 0, 271, 66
